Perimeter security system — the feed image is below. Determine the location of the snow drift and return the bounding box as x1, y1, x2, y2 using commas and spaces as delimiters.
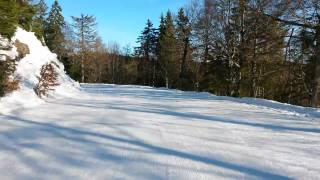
0, 27, 79, 114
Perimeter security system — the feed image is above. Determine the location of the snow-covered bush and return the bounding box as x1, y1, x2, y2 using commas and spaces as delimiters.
34, 62, 60, 98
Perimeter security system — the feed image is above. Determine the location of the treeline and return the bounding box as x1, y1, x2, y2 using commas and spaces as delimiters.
0, 0, 319, 108
134, 0, 320, 108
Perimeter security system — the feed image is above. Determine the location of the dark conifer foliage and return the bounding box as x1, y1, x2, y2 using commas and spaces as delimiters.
16, 0, 35, 31
158, 11, 179, 88
45, 0, 65, 56
176, 8, 193, 90
32, 0, 48, 40
135, 19, 158, 86
0, 0, 18, 39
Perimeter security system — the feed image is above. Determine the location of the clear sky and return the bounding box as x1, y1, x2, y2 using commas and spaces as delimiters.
45, 0, 188, 48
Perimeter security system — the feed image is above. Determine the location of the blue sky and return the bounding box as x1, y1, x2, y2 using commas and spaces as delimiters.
45, 0, 187, 48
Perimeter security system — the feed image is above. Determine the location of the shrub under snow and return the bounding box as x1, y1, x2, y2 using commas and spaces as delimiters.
34, 62, 60, 98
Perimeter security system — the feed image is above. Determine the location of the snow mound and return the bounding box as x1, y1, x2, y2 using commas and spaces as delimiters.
0, 38, 18, 61
0, 27, 79, 114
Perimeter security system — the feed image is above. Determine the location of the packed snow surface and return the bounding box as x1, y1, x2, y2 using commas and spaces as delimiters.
0, 84, 319, 180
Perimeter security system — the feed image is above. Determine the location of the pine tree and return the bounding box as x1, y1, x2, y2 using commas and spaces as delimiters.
16, 0, 35, 31
45, 0, 65, 57
245, 9, 285, 98
0, 0, 18, 39
193, 0, 216, 91
135, 19, 158, 86
71, 14, 97, 83
176, 8, 193, 90
158, 11, 179, 88
32, 0, 48, 40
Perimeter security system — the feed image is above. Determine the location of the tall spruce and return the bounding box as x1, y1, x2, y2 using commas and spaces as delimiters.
0, 0, 18, 39
45, 0, 65, 57
135, 19, 158, 86
158, 11, 179, 88
16, 0, 35, 31
32, 0, 48, 40
245, 8, 285, 98
176, 8, 192, 90
71, 14, 97, 83
193, 0, 216, 91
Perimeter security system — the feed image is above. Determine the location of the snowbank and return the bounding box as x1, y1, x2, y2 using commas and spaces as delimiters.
182, 91, 320, 118
173, 90, 320, 118
0, 37, 18, 61
0, 27, 79, 114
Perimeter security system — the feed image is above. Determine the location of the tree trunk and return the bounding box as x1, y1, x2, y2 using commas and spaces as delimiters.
152, 58, 156, 87
81, 56, 84, 83
311, 26, 320, 107
235, 0, 246, 97
250, 31, 258, 97
81, 17, 85, 83
179, 37, 189, 89
165, 72, 169, 89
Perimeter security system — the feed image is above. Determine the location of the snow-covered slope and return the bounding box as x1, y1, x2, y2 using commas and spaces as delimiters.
0, 84, 319, 180
0, 28, 79, 114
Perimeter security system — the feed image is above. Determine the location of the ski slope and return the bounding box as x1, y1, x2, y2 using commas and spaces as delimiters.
0, 84, 319, 180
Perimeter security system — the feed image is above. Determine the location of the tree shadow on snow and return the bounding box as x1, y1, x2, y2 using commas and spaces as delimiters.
0, 115, 293, 180
81, 84, 320, 118
55, 100, 320, 134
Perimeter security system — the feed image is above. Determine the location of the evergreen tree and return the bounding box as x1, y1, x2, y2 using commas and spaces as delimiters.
135, 19, 158, 86
176, 8, 193, 90
193, 0, 216, 91
16, 0, 35, 31
158, 11, 179, 88
245, 9, 285, 98
32, 0, 48, 40
0, 0, 18, 39
71, 14, 97, 83
45, 0, 65, 57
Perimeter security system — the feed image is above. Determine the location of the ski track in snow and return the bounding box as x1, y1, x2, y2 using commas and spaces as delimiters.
0, 84, 320, 180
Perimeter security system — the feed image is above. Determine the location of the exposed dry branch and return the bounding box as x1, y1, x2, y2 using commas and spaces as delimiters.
34, 62, 60, 98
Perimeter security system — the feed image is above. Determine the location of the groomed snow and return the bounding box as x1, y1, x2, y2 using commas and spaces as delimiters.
0, 84, 319, 180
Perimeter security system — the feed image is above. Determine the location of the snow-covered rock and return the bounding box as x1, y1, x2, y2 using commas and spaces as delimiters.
0, 27, 79, 114
0, 37, 17, 61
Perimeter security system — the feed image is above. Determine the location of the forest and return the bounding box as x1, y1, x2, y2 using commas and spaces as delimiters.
0, 0, 320, 108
